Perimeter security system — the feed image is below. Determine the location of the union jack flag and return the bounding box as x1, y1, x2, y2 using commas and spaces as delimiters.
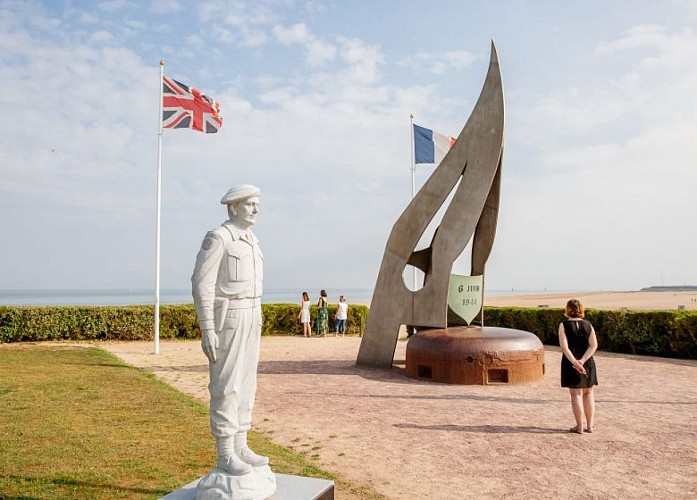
162, 76, 223, 133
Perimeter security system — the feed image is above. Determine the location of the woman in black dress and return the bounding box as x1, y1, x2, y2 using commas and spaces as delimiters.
558, 299, 598, 434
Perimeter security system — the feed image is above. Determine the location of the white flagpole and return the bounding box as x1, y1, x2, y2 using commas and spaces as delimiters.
410, 114, 416, 199
409, 114, 417, 291
154, 60, 164, 355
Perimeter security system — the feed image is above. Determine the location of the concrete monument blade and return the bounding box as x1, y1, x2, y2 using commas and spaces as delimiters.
357, 42, 504, 368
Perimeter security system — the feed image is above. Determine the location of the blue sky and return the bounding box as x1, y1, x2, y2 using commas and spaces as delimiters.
1, 0, 696, 295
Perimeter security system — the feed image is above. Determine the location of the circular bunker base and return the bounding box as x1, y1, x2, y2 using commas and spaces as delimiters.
406, 326, 545, 385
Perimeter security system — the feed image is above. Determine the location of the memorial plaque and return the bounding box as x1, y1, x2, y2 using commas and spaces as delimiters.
448, 274, 483, 325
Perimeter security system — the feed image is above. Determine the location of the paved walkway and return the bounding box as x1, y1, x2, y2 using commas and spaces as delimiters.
103, 337, 697, 499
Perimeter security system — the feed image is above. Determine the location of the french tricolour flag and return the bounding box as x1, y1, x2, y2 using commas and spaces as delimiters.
413, 123, 456, 164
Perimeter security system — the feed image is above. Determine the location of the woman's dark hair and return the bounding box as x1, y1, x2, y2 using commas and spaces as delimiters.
302, 292, 309, 301
565, 299, 585, 318
320, 289, 327, 297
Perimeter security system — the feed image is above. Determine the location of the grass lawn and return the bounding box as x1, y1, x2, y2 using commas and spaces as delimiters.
0, 343, 375, 499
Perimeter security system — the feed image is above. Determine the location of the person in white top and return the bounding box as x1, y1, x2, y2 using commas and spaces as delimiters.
298, 291, 312, 337
333, 295, 349, 337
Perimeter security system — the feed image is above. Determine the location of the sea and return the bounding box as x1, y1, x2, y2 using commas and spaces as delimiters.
0, 288, 372, 306
0, 288, 546, 307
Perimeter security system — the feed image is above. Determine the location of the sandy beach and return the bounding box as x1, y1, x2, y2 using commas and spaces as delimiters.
102, 290, 697, 500
485, 290, 697, 311
348, 289, 697, 311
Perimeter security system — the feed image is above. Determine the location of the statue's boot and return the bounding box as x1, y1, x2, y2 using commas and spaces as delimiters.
216, 437, 253, 475
235, 431, 269, 466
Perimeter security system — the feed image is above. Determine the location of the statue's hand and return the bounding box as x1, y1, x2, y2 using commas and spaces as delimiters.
201, 330, 218, 363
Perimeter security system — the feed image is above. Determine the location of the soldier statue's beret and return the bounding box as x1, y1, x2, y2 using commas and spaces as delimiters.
220, 184, 261, 205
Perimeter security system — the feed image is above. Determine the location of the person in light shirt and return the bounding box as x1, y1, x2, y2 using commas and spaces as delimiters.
333, 295, 349, 336
298, 291, 312, 337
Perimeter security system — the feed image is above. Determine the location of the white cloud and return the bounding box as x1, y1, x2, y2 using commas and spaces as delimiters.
90, 30, 114, 43
124, 19, 146, 30
78, 12, 101, 24
27, 12, 62, 32
512, 87, 626, 148
597, 25, 697, 72
398, 49, 479, 75
304, 1, 326, 15
273, 23, 312, 44
210, 20, 269, 47
185, 34, 206, 49
596, 25, 668, 53
193, 1, 279, 48
238, 28, 268, 48
305, 39, 336, 65
150, 0, 183, 14
97, 0, 135, 12
199, 1, 278, 27
272, 23, 336, 66
211, 25, 237, 44
335, 36, 384, 84
224, 14, 247, 27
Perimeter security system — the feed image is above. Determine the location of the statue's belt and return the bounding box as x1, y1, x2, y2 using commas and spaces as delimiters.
213, 297, 262, 332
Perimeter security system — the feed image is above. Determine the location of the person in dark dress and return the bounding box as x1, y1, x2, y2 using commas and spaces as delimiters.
316, 289, 329, 337
558, 299, 598, 434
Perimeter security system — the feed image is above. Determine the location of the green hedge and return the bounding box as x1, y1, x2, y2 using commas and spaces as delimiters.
0, 303, 369, 343
2, 304, 694, 359
483, 307, 697, 359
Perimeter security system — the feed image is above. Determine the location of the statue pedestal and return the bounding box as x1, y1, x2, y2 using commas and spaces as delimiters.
194, 466, 276, 500
161, 472, 334, 500
406, 326, 545, 385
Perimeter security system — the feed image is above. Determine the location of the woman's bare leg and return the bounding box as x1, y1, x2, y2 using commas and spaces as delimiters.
569, 388, 584, 432
583, 388, 595, 432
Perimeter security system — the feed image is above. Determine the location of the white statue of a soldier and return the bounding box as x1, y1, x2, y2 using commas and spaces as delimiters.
192, 185, 275, 499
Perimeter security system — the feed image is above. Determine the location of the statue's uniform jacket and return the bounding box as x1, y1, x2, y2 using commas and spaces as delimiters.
192, 221, 264, 438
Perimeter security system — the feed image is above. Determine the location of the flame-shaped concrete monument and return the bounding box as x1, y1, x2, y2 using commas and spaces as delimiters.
357, 42, 544, 384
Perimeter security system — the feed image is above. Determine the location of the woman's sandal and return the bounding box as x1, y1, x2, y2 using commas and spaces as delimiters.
585, 427, 594, 433
568, 426, 583, 434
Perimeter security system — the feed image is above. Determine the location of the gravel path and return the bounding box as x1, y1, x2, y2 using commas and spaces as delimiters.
103, 337, 697, 499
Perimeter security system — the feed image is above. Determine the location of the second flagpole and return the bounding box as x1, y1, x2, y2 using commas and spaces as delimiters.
409, 114, 417, 291
154, 60, 164, 355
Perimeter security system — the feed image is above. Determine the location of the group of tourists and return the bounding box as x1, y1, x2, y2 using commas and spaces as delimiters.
298, 290, 349, 337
